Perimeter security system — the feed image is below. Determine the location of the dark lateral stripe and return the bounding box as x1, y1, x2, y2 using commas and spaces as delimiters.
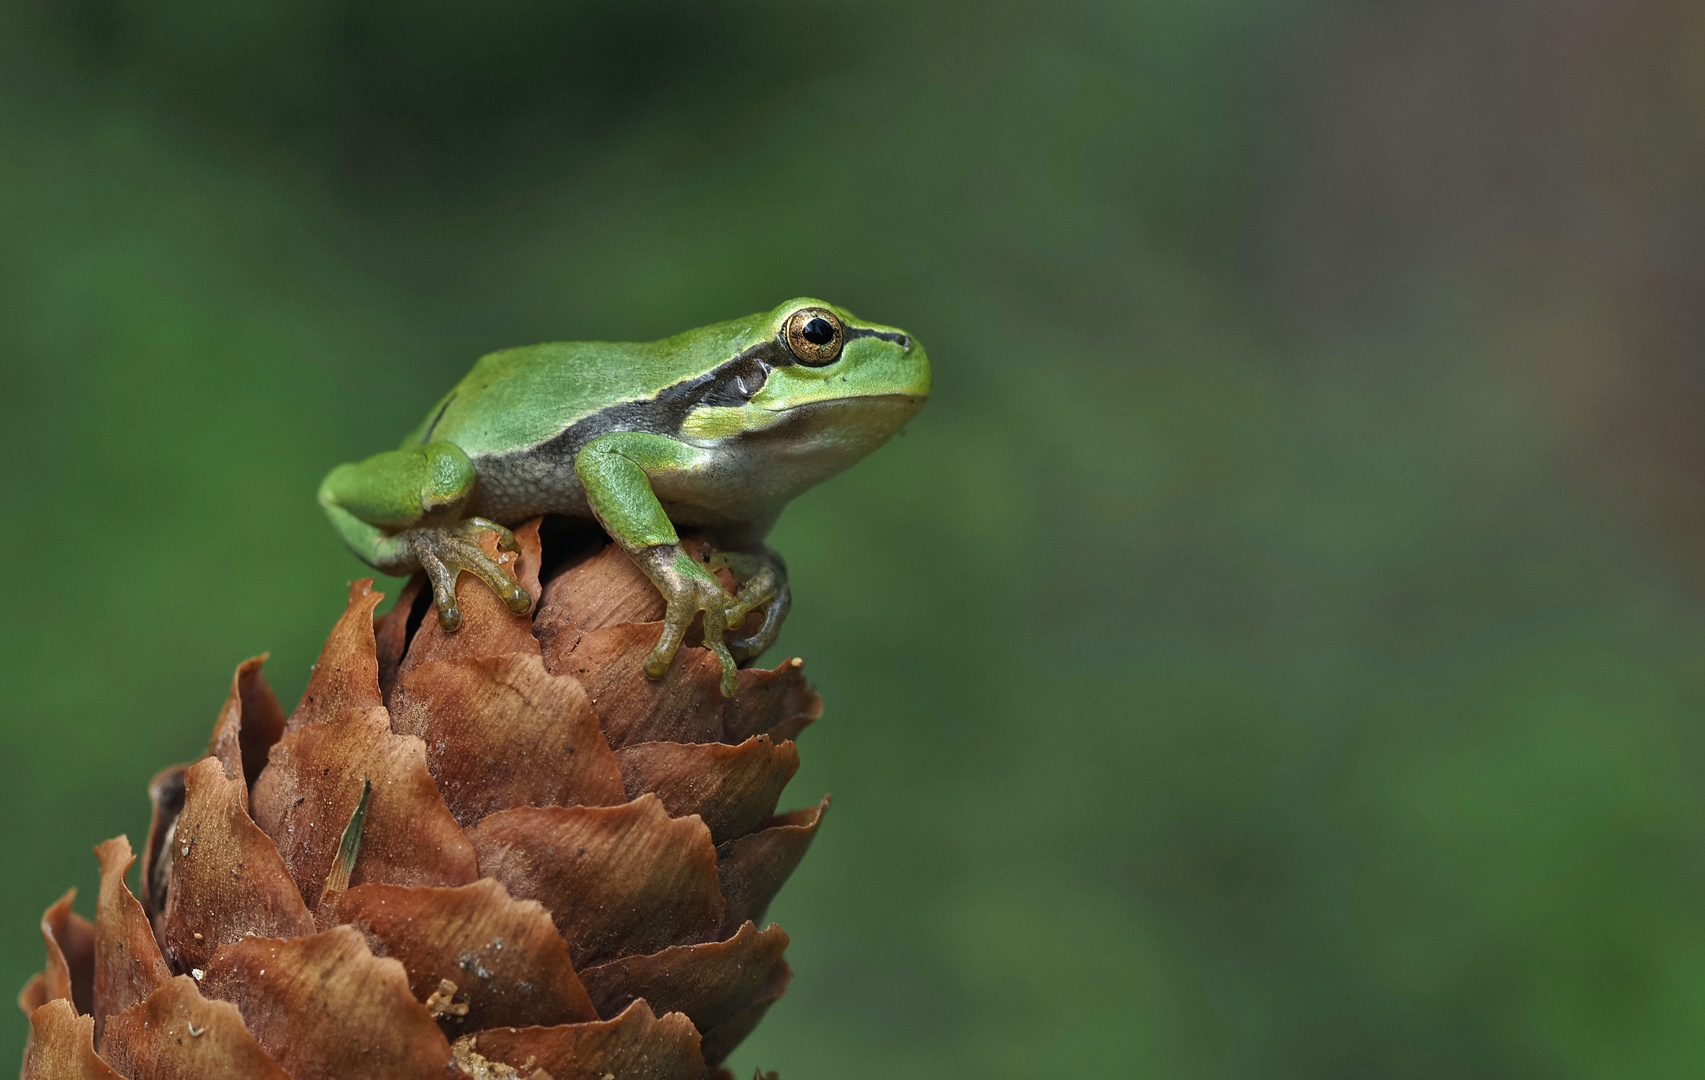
484, 321, 906, 466
845, 326, 909, 347
516, 339, 787, 462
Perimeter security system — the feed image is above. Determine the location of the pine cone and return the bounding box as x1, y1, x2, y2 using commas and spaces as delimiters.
17, 519, 822, 1080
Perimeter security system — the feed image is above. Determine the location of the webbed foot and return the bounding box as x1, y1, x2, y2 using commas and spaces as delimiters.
401, 518, 533, 631
634, 544, 745, 697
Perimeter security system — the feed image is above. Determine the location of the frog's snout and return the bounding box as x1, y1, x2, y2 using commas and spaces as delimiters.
897, 332, 931, 401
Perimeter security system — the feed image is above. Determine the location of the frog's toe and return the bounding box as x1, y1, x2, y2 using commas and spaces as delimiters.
711, 550, 789, 663
643, 615, 690, 680
727, 582, 791, 662
464, 517, 519, 552
405, 521, 534, 632
418, 554, 464, 632
700, 623, 739, 698
455, 540, 533, 615
436, 602, 463, 632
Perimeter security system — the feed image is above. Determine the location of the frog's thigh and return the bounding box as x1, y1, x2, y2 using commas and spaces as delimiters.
318, 441, 478, 529
573, 432, 708, 551
318, 441, 478, 572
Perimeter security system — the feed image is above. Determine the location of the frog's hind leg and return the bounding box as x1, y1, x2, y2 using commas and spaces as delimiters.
319, 442, 531, 631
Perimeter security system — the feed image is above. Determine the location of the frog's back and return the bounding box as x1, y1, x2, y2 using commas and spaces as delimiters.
405, 315, 755, 458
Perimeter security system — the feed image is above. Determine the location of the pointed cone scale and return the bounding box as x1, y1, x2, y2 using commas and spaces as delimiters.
535, 541, 819, 747
548, 630, 820, 750
160, 758, 314, 973
391, 651, 625, 826
36, 890, 95, 1017
547, 621, 729, 746
288, 579, 385, 732
469, 795, 724, 967
614, 736, 799, 845
207, 655, 287, 798
468, 999, 705, 1080
698, 957, 791, 1068
21, 1001, 124, 1080
715, 798, 829, 937
317, 878, 599, 1035
92, 837, 170, 1039
578, 920, 789, 1034
200, 926, 453, 1080
100, 975, 289, 1080
721, 658, 821, 745
252, 705, 478, 905
534, 543, 667, 661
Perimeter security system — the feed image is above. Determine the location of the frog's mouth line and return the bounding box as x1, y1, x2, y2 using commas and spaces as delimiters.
766, 393, 928, 415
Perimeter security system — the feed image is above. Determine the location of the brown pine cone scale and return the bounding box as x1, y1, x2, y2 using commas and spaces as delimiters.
18, 520, 822, 1080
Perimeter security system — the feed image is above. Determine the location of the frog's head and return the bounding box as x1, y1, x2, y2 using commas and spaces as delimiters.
677, 297, 928, 488
686, 296, 928, 426
751, 296, 930, 411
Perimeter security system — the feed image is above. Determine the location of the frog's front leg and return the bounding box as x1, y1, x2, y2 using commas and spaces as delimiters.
318, 441, 532, 631
574, 432, 759, 696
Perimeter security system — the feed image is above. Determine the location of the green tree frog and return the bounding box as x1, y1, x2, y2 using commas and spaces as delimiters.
319, 298, 929, 696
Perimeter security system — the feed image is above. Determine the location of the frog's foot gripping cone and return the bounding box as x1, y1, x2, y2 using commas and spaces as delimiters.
17, 519, 823, 1080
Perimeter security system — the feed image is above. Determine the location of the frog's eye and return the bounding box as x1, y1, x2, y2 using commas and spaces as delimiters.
783, 307, 845, 366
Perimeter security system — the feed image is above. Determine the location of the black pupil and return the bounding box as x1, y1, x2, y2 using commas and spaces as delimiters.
801, 317, 836, 346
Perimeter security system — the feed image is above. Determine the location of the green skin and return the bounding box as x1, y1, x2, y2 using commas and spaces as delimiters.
319, 297, 930, 696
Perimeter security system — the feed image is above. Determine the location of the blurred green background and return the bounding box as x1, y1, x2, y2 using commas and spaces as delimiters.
3, 0, 1704, 1075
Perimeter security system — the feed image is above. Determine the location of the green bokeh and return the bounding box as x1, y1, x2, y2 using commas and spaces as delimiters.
2, 1, 1702, 1076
